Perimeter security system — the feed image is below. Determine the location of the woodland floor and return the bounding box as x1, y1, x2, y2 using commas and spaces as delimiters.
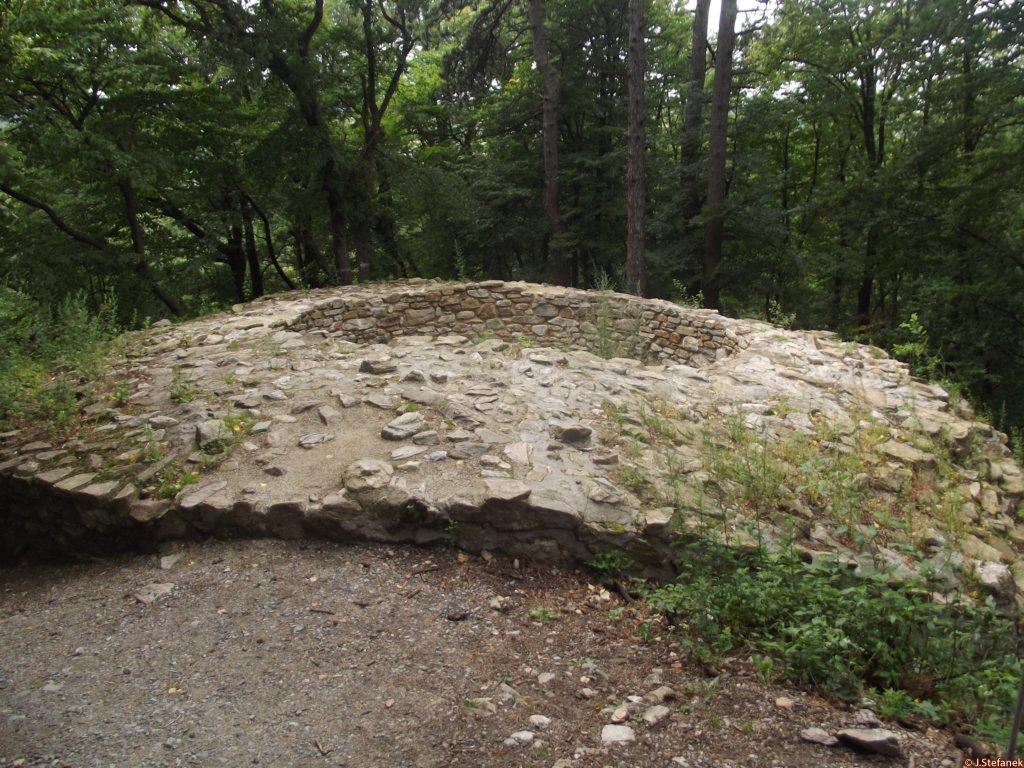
0, 539, 962, 768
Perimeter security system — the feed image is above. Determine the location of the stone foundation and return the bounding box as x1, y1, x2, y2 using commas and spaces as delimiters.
286, 280, 746, 366
1, 280, 1021, 613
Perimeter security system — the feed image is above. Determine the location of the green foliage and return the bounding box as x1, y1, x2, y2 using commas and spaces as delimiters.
765, 299, 796, 330
587, 550, 637, 583
751, 654, 775, 684
528, 606, 560, 622
585, 292, 646, 361
169, 373, 198, 404
646, 542, 1021, 735
670, 281, 704, 310
1010, 427, 1024, 467
893, 313, 943, 381
0, 0, 1022, 434
155, 469, 198, 500
0, 287, 118, 431
199, 411, 253, 460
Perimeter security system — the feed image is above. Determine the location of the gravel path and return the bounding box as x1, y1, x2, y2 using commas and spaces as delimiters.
1, 540, 959, 767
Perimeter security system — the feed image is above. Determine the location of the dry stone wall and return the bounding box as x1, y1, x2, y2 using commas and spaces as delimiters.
286, 281, 745, 365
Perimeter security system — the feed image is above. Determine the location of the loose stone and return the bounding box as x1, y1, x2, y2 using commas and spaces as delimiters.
343, 459, 393, 492
835, 728, 901, 757
800, 727, 839, 747
642, 705, 671, 727
359, 358, 397, 375
600, 724, 635, 745
381, 412, 426, 440
550, 422, 592, 444
298, 433, 334, 449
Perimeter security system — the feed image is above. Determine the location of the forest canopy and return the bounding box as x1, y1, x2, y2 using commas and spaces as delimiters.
1, 0, 1023, 431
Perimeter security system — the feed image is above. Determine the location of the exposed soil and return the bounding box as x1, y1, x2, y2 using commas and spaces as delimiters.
1, 539, 962, 767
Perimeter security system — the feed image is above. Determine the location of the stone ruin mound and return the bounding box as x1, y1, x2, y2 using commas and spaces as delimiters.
2, 280, 1022, 611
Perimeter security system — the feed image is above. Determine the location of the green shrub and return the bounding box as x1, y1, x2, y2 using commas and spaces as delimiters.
646, 541, 1021, 741
0, 287, 119, 430
588, 550, 637, 583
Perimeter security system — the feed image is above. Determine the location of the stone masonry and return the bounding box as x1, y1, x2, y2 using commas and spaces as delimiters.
1, 280, 1022, 612
285, 280, 744, 365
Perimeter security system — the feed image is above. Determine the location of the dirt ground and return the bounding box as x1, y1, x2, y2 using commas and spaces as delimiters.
1, 539, 964, 768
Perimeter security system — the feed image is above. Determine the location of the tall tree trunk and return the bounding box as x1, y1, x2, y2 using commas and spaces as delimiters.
855, 261, 874, 327
962, 0, 978, 154
354, 160, 375, 282
679, 0, 711, 273
220, 193, 247, 303
228, 223, 246, 304
292, 229, 311, 288
246, 193, 296, 290
526, 0, 570, 286
702, 0, 738, 311
854, 66, 883, 328
241, 200, 264, 299
322, 158, 351, 285
829, 138, 852, 330
625, 0, 646, 296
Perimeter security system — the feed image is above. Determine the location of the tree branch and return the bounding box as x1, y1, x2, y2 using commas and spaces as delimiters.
298, 0, 325, 59
242, 191, 297, 289
1, 182, 185, 315
0, 182, 117, 256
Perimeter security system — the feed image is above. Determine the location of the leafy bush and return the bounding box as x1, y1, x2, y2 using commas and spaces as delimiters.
0, 287, 119, 430
646, 542, 1021, 741
587, 550, 637, 583
892, 312, 964, 403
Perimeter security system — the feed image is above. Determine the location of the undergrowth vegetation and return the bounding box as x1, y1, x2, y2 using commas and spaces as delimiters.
0, 287, 126, 432
595, 393, 1022, 747
642, 543, 1020, 743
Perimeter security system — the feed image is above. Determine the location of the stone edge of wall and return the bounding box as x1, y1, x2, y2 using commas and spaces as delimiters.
0, 461, 680, 573
285, 280, 749, 365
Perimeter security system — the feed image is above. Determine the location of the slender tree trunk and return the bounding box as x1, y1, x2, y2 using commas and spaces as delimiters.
962, 0, 978, 155
293, 229, 310, 287
625, 0, 646, 296
116, 177, 187, 315
219, 193, 248, 303
226, 219, 246, 304
829, 140, 852, 330
854, 67, 883, 329
323, 157, 351, 285
526, 0, 571, 286
354, 160, 375, 282
241, 200, 264, 299
246, 194, 296, 290
375, 164, 410, 278
680, 0, 711, 271
702, 0, 738, 311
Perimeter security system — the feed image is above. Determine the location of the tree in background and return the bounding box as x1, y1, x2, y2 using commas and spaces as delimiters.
625, 0, 646, 296
0, 0, 1022, 432
526, 0, 572, 285
702, 0, 737, 310
677, 0, 710, 288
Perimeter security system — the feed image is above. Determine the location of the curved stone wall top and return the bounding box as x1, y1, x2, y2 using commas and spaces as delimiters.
285, 279, 748, 366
